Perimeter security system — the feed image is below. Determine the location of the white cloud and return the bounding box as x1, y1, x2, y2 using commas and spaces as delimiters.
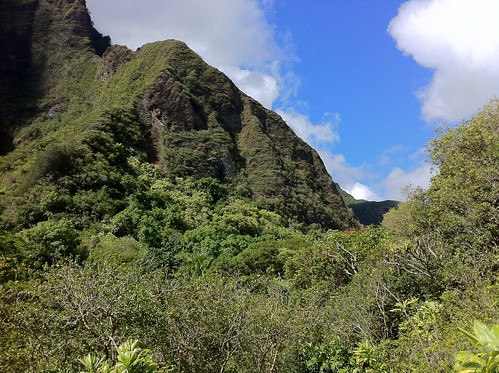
86, 0, 287, 108
349, 183, 383, 201
87, 0, 278, 66
317, 149, 433, 202
381, 163, 432, 200
277, 109, 341, 145
388, 0, 499, 122
222, 66, 279, 109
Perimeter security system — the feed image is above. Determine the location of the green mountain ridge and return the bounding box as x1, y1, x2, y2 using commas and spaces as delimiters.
0, 0, 359, 231
335, 184, 399, 225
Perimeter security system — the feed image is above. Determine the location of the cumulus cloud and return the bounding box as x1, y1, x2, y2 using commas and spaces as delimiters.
317, 149, 433, 201
277, 109, 341, 145
222, 66, 279, 109
349, 183, 383, 201
86, 0, 287, 108
381, 163, 432, 200
388, 0, 499, 122
316, 151, 377, 197
87, 0, 278, 65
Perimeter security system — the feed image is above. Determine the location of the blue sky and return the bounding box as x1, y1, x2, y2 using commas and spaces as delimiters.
86, 0, 499, 200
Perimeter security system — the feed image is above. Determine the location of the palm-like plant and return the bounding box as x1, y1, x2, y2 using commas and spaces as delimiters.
454, 321, 499, 373
80, 339, 158, 373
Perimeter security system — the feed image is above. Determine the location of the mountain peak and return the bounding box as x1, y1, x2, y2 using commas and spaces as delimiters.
0, 2, 358, 230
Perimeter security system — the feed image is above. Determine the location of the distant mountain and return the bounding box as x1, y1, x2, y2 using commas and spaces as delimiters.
0, 0, 358, 230
335, 184, 399, 225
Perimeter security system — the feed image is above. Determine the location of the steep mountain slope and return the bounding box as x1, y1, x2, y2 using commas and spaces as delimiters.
0, 0, 358, 230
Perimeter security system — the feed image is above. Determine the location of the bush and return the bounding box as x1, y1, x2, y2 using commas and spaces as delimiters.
80, 339, 161, 373
20, 218, 82, 266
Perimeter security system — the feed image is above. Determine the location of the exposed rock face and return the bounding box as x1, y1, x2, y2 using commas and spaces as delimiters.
135, 41, 357, 229
0, 1, 358, 229
144, 72, 208, 132
101, 45, 134, 81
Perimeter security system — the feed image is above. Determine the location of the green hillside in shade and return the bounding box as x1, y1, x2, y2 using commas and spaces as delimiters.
336, 184, 399, 225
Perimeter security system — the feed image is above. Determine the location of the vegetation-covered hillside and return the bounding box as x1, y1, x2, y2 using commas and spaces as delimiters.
0, 1, 498, 372
0, 0, 357, 231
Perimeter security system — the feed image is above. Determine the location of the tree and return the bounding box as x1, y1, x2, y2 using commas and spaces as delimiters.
425, 100, 499, 253
383, 99, 499, 290
20, 218, 82, 266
